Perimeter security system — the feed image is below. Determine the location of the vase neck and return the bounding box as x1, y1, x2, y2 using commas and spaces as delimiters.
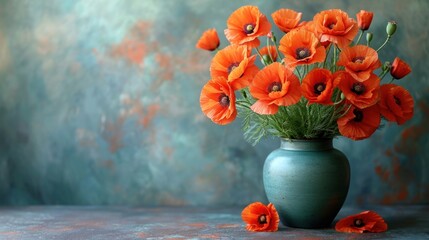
280, 139, 333, 151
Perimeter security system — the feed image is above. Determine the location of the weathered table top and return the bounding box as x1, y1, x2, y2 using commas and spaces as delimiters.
0, 205, 428, 239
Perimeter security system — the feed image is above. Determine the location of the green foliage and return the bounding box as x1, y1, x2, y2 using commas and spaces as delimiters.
237, 89, 343, 145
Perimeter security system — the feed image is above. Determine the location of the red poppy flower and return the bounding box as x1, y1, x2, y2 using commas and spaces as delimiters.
335, 210, 388, 233
337, 45, 381, 82
241, 202, 279, 232
259, 45, 278, 64
279, 29, 326, 69
224, 5, 272, 48
301, 68, 334, 105
356, 10, 374, 31
200, 77, 237, 125
196, 28, 220, 51
249, 62, 301, 115
271, 8, 302, 33
390, 57, 412, 79
313, 9, 359, 49
210, 45, 259, 90
337, 105, 381, 140
336, 71, 380, 109
379, 84, 414, 125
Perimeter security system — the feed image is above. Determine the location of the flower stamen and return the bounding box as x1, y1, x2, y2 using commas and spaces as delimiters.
244, 23, 255, 34
352, 57, 365, 64
296, 47, 311, 60
353, 109, 364, 122
314, 83, 326, 95
353, 218, 365, 227
218, 93, 230, 107
352, 83, 366, 95
267, 82, 282, 93
258, 214, 267, 224
228, 63, 240, 74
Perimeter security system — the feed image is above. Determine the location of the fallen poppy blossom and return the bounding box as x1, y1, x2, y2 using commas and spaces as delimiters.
241, 202, 279, 232
335, 210, 388, 233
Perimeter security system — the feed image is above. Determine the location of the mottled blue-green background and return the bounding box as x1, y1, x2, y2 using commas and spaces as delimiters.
0, 0, 428, 206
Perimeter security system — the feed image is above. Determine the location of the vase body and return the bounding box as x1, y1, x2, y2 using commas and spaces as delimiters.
263, 138, 350, 228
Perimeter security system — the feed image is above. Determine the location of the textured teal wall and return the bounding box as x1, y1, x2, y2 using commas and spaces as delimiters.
0, 0, 428, 206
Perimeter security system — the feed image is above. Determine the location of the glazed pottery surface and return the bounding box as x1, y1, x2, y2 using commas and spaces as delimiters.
263, 138, 350, 228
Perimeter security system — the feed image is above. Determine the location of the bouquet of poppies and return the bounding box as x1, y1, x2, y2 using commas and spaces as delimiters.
196, 6, 413, 144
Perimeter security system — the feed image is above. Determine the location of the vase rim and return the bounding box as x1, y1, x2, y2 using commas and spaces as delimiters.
280, 138, 333, 151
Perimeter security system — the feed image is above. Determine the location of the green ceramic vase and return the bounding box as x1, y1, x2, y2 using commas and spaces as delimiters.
263, 138, 350, 228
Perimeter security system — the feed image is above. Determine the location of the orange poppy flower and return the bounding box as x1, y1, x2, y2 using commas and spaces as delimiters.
200, 77, 236, 125
379, 84, 414, 125
337, 105, 381, 140
196, 28, 220, 51
301, 68, 334, 105
224, 5, 271, 48
271, 8, 302, 33
356, 10, 374, 31
390, 57, 412, 79
259, 45, 277, 64
241, 202, 279, 232
279, 29, 326, 69
210, 45, 259, 90
335, 210, 388, 233
313, 9, 359, 49
249, 62, 301, 115
336, 71, 380, 109
337, 45, 381, 82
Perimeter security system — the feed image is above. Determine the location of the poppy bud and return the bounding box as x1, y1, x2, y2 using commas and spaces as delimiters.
366, 32, 373, 44
386, 21, 397, 37
356, 10, 374, 31
390, 57, 411, 79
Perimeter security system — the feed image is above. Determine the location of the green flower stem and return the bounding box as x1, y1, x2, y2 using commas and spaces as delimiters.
332, 45, 338, 72
270, 34, 284, 61
378, 69, 390, 81
255, 47, 267, 66
266, 37, 275, 63
376, 35, 391, 52
355, 30, 364, 45
388, 77, 395, 84
323, 44, 332, 68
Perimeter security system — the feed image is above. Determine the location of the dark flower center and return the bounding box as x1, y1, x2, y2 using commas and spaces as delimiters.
296, 47, 311, 60
268, 82, 282, 93
394, 96, 401, 105
327, 22, 336, 29
314, 83, 326, 95
244, 23, 255, 34
352, 57, 365, 64
353, 109, 364, 122
258, 214, 267, 224
228, 63, 240, 74
353, 218, 365, 227
352, 83, 366, 95
218, 93, 230, 107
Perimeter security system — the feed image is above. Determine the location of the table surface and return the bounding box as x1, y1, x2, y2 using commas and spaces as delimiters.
0, 205, 428, 240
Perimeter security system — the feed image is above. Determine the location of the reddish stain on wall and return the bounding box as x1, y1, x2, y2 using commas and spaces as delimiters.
110, 21, 156, 66
102, 114, 126, 153
375, 99, 429, 204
